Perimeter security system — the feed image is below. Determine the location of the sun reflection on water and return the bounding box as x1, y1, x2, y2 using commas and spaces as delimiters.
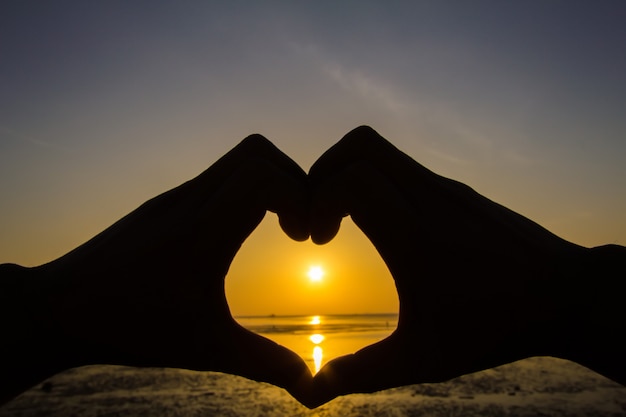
312, 346, 323, 374
235, 313, 397, 375
309, 316, 324, 373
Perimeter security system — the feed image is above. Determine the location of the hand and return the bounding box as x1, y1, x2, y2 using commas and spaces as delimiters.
1, 135, 314, 405
307, 126, 626, 405
4, 127, 624, 408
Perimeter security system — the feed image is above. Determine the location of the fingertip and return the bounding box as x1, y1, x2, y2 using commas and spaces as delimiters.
311, 228, 340, 245
310, 215, 343, 245
271, 177, 310, 242
278, 215, 310, 242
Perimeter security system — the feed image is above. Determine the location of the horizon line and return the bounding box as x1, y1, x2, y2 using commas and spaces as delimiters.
234, 312, 399, 318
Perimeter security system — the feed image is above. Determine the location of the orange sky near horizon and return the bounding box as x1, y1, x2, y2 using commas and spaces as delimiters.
225, 214, 399, 316
2, 3, 625, 319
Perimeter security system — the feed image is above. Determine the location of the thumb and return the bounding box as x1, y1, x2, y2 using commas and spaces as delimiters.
223, 326, 315, 406
310, 333, 418, 406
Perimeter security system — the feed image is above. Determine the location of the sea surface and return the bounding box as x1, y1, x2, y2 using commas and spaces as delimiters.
236, 313, 398, 374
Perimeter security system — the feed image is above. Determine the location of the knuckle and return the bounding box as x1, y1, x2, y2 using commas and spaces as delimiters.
310, 126, 396, 180
338, 125, 386, 151
235, 134, 299, 175
237, 133, 276, 154
239, 133, 270, 146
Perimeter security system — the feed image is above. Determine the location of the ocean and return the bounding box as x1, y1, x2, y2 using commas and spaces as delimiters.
235, 313, 398, 374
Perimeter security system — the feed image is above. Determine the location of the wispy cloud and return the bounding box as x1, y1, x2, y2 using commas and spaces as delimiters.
425, 147, 472, 165
289, 42, 411, 116
288, 42, 537, 168
430, 115, 538, 166
0, 125, 70, 151
321, 63, 410, 115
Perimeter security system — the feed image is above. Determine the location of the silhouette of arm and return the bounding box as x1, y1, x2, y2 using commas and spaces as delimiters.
308, 126, 626, 405
0, 135, 314, 406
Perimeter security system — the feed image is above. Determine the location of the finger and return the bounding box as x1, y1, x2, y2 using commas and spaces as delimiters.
177, 317, 314, 407
309, 161, 420, 271
309, 161, 444, 324
311, 330, 463, 406
310, 126, 564, 251
308, 126, 430, 244
201, 154, 310, 250
309, 126, 445, 200
309, 126, 472, 209
223, 324, 315, 407
218, 135, 310, 241
179, 134, 310, 241
196, 134, 308, 195
309, 126, 497, 234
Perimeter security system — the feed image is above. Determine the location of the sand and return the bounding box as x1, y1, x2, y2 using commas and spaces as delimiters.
2, 357, 625, 417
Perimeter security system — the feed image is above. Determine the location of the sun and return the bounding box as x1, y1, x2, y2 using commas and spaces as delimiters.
307, 266, 324, 283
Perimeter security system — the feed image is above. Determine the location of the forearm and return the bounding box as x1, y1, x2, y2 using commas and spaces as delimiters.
0, 263, 80, 405
553, 244, 626, 385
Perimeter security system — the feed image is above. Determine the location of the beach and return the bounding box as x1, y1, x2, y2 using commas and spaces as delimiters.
2, 315, 625, 416
2, 358, 625, 416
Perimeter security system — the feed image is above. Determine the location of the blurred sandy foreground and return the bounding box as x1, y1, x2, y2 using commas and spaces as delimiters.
2, 357, 625, 417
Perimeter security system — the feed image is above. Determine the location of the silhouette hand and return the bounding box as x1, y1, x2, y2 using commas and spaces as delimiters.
4, 128, 624, 408
308, 126, 624, 405
1, 135, 313, 404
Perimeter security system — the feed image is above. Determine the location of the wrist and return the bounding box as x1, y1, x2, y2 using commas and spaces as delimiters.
546, 245, 626, 384
0, 263, 91, 404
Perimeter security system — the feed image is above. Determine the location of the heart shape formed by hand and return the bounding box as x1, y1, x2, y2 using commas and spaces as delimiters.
217, 126, 412, 407
22, 126, 586, 411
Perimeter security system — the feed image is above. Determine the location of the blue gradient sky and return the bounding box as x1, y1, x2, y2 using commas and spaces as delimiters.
2, 1, 625, 270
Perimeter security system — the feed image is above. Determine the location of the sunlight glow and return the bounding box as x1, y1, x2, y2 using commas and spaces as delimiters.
309, 333, 325, 344
309, 315, 321, 325
313, 346, 323, 374
225, 216, 399, 316
307, 266, 324, 282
